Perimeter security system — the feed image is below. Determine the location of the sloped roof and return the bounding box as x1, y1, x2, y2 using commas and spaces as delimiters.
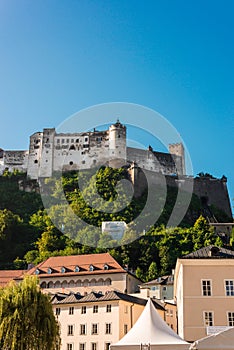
189, 327, 234, 349
182, 245, 234, 259
140, 275, 174, 287
0, 270, 25, 287
23, 253, 126, 278
51, 290, 164, 310
111, 299, 189, 348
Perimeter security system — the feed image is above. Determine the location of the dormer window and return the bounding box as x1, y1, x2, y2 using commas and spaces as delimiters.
89, 264, 94, 272
61, 267, 66, 273
35, 268, 40, 275
104, 264, 109, 270
47, 268, 52, 274
74, 266, 80, 272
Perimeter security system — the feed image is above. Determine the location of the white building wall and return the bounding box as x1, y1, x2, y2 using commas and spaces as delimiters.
176, 264, 184, 339
56, 301, 119, 350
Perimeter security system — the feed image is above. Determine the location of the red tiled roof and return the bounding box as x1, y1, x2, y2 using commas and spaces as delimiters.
24, 253, 126, 278
0, 270, 25, 287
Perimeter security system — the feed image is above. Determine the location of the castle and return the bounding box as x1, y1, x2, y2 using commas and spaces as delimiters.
0, 120, 185, 179
0, 121, 232, 220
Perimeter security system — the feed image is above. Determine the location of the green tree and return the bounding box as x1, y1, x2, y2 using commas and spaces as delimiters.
147, 261, 158, 281
0, 276, 60, 350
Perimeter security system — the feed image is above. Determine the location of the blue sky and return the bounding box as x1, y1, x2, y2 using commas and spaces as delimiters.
0, 0, 233, 213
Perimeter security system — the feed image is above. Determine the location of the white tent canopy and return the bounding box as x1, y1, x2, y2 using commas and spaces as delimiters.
111, 299, 189, 350
189, 327, 234, 350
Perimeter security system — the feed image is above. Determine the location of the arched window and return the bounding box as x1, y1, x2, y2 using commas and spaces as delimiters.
90, 279, 97, 286
97, 278, 104, 286
83, 279, 89, 287
35, 268, 40, 275
40, 282, 46, 289
89, 264, 94, 272
47, 267, 52, 274
74, 266, 80, 272
61, 267, 66, 273
61, 280, 68, 288
68, 280, 75, 288
103, 264, 109, 270
54, 281, 61, 288
105, 278, 112, 286
76, 280, 82, 287
47, 281, 54, 288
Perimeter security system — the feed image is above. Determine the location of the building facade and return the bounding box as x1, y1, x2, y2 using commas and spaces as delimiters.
0, 121, 185, 179
21, 253, 141, 295
174, 245, 234, 342
52, 291, 165, 350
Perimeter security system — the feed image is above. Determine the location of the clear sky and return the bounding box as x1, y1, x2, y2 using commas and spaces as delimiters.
0, 0, 233, 214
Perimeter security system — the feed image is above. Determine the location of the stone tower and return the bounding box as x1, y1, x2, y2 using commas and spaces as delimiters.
169, 143, 185, 175
108, 120, 126, 168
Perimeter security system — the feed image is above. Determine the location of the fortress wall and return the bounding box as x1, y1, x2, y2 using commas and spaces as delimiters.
193, 177, 232, 219
127, 147, 178, 175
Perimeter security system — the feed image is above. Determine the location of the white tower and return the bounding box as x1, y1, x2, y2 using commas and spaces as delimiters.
108, 120, 126, 168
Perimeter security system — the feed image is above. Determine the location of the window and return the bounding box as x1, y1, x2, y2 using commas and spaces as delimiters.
91, 343, 97, 350
81, 306, 86, 314
75, 266, 80, 272
79, 344, 86, 350
80, 324, 86, 335
106, 305, 111, 313
69, 307, 74, 315
85, 137, 88, 142
67, 344, 73, 350
225, 280, 234, 296
68, 325, 74, 336
57, 139, 60, 144
124, 324, 128, 334
55, 308, 60, 316
104, 264, 109, 270
105, 323, 111, 334
61, 267, 66, 273
93, 305, 98, 313
204, 312, 214, 326
227, 312, 234, 326
92, 323, 98, 334
105, 343, 111, 350
47, 267, 52, 274
202, 280, 212, 296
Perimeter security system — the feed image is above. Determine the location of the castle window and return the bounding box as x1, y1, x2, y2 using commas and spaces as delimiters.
85, 137, 88, 142
69, 145, 75, 150
69, 161, 73, 165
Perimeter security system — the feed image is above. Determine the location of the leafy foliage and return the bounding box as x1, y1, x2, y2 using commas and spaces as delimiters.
0, 276, 60, 350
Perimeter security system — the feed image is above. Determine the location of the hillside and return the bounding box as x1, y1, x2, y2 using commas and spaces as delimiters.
0, 169, 232, 279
